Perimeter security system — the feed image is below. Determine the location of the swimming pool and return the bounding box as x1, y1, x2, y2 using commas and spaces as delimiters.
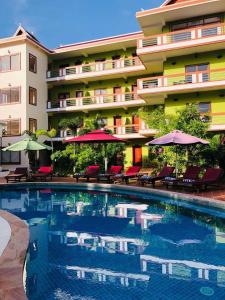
0, 185, 225, 299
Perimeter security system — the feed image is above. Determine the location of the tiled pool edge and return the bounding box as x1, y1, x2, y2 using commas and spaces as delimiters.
0, 210, 29, 300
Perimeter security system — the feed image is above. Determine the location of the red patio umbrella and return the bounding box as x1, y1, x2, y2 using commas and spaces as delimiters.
146, 130, 209, 177
65, 129, 126, 171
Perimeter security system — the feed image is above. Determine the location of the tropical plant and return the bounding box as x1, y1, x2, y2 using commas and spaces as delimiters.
35, 128, 57, 153
138, 104, 210, 172
59, 117, 83, 136
51, 117, 125, 175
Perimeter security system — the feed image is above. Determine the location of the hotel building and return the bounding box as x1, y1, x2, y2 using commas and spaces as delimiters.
1, 0, 225, 168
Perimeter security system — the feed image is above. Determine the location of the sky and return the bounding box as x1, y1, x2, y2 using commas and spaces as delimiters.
0, 0, 164, 49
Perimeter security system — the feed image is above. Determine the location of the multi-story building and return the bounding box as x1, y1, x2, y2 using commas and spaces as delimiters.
0, 26, 49, 168
1, 0, 225, 169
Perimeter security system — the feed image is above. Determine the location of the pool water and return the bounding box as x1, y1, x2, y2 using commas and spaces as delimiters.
0, 187, 225, 299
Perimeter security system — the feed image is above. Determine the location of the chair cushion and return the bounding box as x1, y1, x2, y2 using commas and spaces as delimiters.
110, 166, 122, 174
126, 166, 141, 175
202, 167, 223, 182
158, 166, 175, 177
38, 166, 52, 174
86, 166, 100, 175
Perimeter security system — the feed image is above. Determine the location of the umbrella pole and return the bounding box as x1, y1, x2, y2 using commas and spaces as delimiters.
175, 145, 178, 178
104, 144, 108, 172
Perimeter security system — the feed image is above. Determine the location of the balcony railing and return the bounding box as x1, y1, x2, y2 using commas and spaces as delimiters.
47, 93, 141, 110
106, 125, 141, 135
47, 57, 142, 79
138, 68, 225, 91
138, 22, 225, 49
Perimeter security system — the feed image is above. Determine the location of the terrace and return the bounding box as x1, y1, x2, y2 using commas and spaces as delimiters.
137, 68, 225, 103
53, 123, 156, 141
46, 57, 146, 83
47, 92, 146, 112
137, 22, 225, 70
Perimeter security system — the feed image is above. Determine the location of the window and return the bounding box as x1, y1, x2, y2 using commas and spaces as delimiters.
29, 53, 37, 73
185, 63, 209, 83
95, 89, 107, 95
29, 87, 37, 105
0, 53, 20, 72
171, 14, 222, 31
29, 118, 37, 133
198, 102, 211, 113
1, 149, 21, 165
0, 87, 20, 105
1, 119, 21, 136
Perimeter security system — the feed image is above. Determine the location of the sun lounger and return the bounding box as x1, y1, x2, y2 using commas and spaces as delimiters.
163, 166, 201, 188
179, 167, 223, 191
5, 167, 28, 183
98, 166, 123, 183
30, 166, 53, 181
113, 166, 141, 184
139, 166, 175, 188
74, 165, 100, 182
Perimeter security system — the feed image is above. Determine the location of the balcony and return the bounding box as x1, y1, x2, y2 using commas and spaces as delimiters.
46, 57, 146, 84
137, 23, 225, 71
106, 124, 156, 139
47, 93, 146, 113
137, 68, 225, 103
52, 123, 156, 141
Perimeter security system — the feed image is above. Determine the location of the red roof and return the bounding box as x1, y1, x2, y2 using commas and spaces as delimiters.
65, 130, 126, 143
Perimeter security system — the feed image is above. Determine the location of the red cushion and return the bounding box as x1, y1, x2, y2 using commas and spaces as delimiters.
110, 166, 122, 174
38, 166, 52, 174
202, 168, 223, 181
159, 166, 175, 177
86, 166, 100, 175
183, 166, 201, 180
126, 166, 141, 175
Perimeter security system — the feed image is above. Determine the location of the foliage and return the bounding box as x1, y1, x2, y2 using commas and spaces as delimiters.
138, 105, 177, 136
200, 135, 225, 169
138, 104, 211, 172
51, 116, 125, 175
35, 128, 57, 152
59, 117, 83, 135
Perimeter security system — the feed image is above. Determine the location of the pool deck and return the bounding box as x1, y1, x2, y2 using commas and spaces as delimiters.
0, 210, 29, 300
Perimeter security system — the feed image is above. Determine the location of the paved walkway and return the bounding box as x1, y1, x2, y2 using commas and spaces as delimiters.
1, 176, 225, 202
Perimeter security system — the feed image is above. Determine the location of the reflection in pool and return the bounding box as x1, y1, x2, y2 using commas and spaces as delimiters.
0, 187, 225, 299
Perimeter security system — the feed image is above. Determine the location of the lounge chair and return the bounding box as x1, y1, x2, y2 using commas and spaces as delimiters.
97, 165, 123, 183
163, 166, 201, 188
139, 166, 175, 188
5, 167, 28, 183
74, 165, 100, 182
113, 166, 141, 184
31, 166, 53, 181
179, 167, 223, 191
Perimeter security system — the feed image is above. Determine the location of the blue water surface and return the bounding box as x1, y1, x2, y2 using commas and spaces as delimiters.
0, 187, 225, 300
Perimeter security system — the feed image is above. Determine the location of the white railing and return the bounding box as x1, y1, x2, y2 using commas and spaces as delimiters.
138, 22, 225, 49
47, 57, 142, 79
138, 68, 225, 90
47, 93, 140, 109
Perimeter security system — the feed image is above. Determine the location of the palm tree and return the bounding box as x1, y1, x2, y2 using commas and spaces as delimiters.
35, 128, 57, 153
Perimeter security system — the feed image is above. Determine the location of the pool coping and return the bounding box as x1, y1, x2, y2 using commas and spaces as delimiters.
0, 210, 29, 300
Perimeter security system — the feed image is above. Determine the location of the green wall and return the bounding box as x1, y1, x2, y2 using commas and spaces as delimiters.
49, 76, 141, 101
164, 50, 225, 76
50, 47, 137, 70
